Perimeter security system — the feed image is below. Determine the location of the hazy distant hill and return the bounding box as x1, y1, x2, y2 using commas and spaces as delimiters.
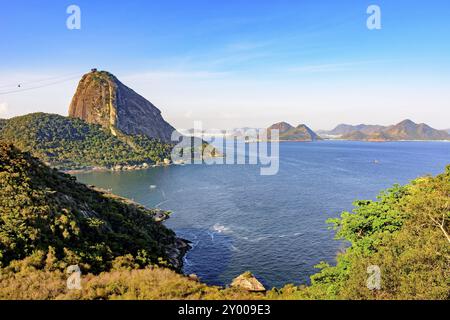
340, 130, 369, 141
341, 130, 392, 142
382, 119, 450, 140
69, 70, 176, 142
340, 120, 450, 141
267, 122, 322, 141
321, 123, 386, 136
0, 113, 173, 170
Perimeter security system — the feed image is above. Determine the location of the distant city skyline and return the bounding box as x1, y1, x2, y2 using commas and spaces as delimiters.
1, 0, 450, 130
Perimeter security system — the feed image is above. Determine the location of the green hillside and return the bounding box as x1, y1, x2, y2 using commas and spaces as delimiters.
0, 143, 186, 274
0, 113, 173, 170
272, 166, 450, 300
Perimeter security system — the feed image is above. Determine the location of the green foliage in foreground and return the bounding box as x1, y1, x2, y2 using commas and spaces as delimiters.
271, 166, 450, 300
0, 143, 179, 274
0, 253, 263, 300
0, 113, 173, 170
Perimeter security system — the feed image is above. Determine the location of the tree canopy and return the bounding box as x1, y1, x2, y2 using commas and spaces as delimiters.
0, 113, 174, 170
0, 143, 180, 273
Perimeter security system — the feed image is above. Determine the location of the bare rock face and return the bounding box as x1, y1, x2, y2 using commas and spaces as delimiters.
230, 272, 266, 292
69, 70, 176, 142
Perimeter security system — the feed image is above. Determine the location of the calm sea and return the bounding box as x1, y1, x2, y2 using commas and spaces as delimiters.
75, 141, 450, 289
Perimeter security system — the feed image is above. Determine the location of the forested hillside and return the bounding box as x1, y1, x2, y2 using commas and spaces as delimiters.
0, 113, 174, 170
0, 143, 186, 274
272, 166, 450, 300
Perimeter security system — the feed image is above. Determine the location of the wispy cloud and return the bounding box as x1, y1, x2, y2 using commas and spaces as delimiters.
225, 41, 273, 52
122, 70, 231, 82
286, 60, 387, 74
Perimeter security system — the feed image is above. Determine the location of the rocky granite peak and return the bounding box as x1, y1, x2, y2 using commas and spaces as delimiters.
69, 70, 176, 142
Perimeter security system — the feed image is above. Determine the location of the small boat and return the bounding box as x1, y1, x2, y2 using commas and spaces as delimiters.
149, 185, 157, 189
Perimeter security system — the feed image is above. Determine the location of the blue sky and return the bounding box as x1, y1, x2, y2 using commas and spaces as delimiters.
1, 0, 450, 129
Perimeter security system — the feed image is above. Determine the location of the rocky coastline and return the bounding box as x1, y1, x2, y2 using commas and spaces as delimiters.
63, 159, 177, 174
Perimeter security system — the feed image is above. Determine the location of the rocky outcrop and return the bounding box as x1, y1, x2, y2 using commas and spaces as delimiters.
166, 238, 192, 270
69, 70, 176, 142
230, 272, 266, 292
153, 209, 171, 222
321, 124, 386, 136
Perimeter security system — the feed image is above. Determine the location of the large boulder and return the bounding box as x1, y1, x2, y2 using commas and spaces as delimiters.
230, 272, 266, 292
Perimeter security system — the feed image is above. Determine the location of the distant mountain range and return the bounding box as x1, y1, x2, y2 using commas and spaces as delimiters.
186, 120, 450, 143
317, 124, 385, 136
186, 123, 323, 142
320, 120, 450, 141
267, 122, 322, 141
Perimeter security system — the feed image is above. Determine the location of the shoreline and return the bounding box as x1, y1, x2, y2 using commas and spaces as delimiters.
89, 185, 191, 271
63, 162, 176, 175
63, 156, 223, 175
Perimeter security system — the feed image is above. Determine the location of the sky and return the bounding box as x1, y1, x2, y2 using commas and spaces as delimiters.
1, 0, 450, 130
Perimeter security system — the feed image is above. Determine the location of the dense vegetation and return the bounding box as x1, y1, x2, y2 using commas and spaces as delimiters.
0, 113, 174, 170
0, 142, 448, 299
271, 166, 450, 300
0, 143, 181, 275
